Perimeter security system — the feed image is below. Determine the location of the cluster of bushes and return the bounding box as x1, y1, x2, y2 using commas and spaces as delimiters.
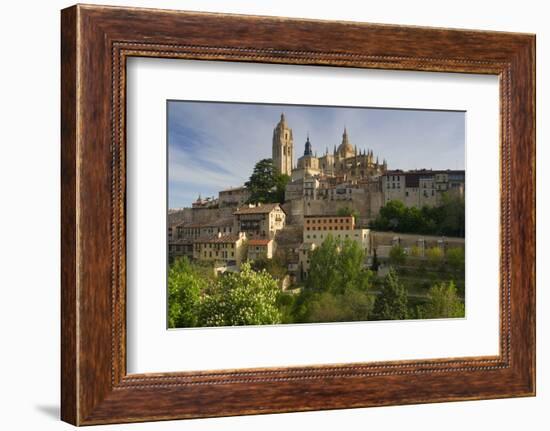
370, 195, 465, 237
168, 258, 282, 328
388, 244, 465, 273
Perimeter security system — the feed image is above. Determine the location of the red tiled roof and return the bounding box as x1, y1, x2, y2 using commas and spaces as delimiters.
248, 239, 272, 246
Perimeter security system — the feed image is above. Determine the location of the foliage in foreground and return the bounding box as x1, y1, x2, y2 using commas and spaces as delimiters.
418, 281, 465, 319
168, 243, 465, 328
198, 263, 282, 327
168, 258, 207, 328
372, 268, 408, 320
168, 258, 282, 328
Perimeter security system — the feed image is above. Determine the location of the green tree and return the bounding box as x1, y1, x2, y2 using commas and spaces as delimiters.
337, 206, 359, 222
337, 239, 369, 293
426, 246, 444, 264
306, 235, 372, 294
372, 268, 408, 320
304, 289, 373, 323
274, 172, 291, 203
371, 200, 407, 231
422, 281, 465, 318
306, 234, 341, 292
198, 262, 282, 327
370, 195, 465, 238
409, 245, 422, 257
245, 158, 289, 204
389, 245, 407, 266
446, 247, 465, 273
250, 254, 288, 281
167, 257, 206, 328
439, 193, 465, 237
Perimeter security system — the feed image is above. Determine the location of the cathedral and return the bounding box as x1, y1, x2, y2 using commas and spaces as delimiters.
272, 113, 387, 182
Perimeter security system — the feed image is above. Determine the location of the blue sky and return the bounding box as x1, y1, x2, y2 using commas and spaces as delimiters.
168, 101, 465, 209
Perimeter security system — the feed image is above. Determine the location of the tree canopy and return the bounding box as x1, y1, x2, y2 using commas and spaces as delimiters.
389, 245, 407, 266
372, 268, 408, 320
198, 262, 282, 326
306, 235, 371, 294
167, 257, 207, 328
295, 235, 374, 322
168, 259, 282, 328
421, 281, 465, 319
336, 206, 359, 222
370, 195, 465, 237
245, 158, 290, 204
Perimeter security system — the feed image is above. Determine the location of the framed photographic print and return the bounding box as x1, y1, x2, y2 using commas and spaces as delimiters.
61, 4, 535, 425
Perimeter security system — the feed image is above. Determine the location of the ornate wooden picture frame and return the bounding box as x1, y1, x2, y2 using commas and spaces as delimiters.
61, 4, 535, 425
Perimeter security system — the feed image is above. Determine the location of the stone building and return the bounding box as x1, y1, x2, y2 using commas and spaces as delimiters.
193, 232, 248, 268
175, 217, 234, 240
233, 203, 286, 239
218, 186, 250, 208
272, 113, 293, 176
304, 215, 355, 232
168, 217, 234, 261
168, 238, 194, 261
191, 195, 218, 208
247, 238, 276, 261
382, 169, 465, 208
290, 127, 387, 182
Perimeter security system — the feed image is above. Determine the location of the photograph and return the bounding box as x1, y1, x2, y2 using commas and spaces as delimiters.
167, 101, 466, 328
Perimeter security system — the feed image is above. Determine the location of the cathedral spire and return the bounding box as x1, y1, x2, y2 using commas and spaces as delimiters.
272, 113, 293, 176
337, 126, 354, 158
304, 133, 313, 156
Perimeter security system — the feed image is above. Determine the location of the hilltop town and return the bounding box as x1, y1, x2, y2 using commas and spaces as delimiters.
168, 113, 465, 287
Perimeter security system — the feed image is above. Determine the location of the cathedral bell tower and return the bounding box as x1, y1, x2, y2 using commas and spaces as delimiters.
272, 113, 293, 176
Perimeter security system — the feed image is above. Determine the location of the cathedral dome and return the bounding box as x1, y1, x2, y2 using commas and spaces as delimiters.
337, 128, 354, 158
